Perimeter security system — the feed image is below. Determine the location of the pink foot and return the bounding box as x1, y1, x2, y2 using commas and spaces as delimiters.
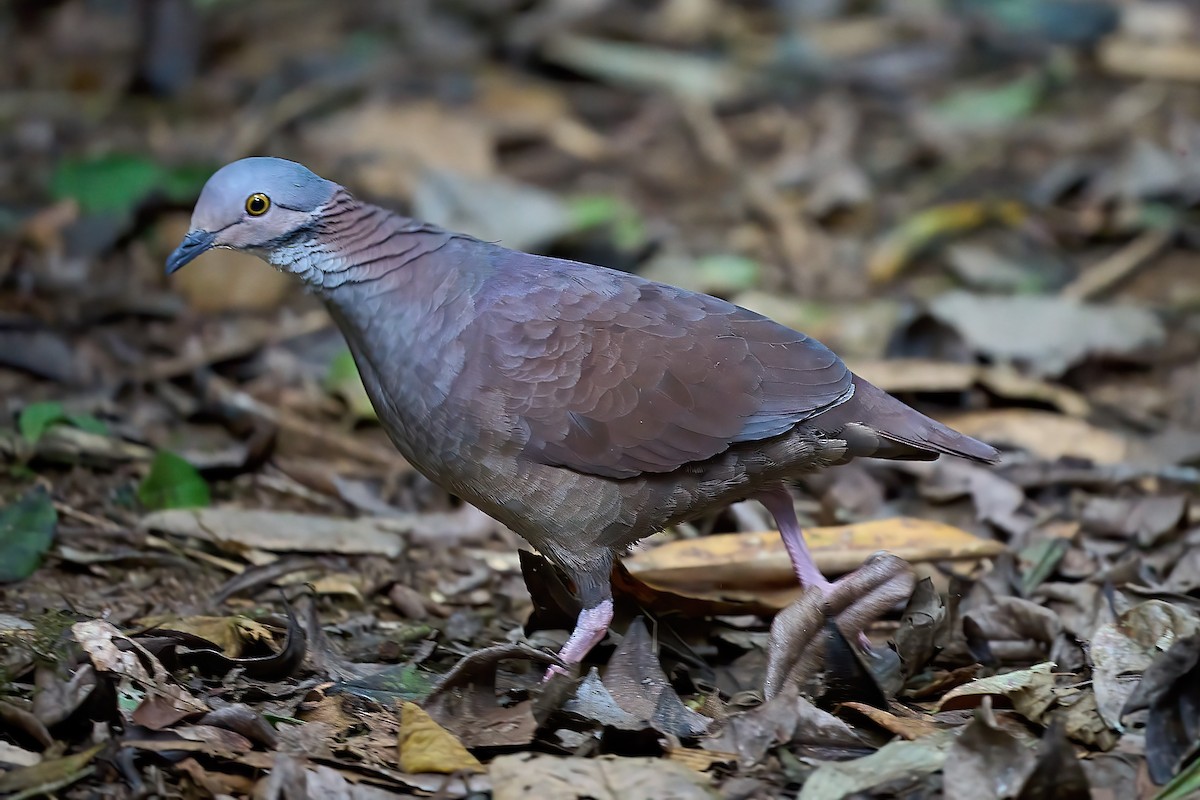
542, 599, 614, 682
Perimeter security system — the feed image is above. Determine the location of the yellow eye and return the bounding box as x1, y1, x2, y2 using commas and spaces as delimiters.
245, 193, 271, 216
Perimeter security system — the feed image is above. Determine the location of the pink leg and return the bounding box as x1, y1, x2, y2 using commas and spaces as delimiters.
544, 599, 614, 681
757, 487, 832, 592
757, 487, 873, 649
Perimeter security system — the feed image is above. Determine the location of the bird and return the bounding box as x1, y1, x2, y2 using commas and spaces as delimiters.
167, 157, 999, 680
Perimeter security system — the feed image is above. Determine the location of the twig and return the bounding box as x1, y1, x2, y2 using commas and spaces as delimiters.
1060, 228, 1174, 300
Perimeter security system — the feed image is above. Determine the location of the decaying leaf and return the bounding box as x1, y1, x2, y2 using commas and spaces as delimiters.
490, 752, 717, 800
139, 507, 406, 557
72, 619, 209, 728
599, 617, 711, 737
942, 700, 1037, 800
1093, 601, 1199, 730
1120, 633, 1200, 784
138, 614, 275, 658
936, 662, 1059, 724
798, 729, 958, 800
0, 743, 104, 797
927, 292, 1165, 377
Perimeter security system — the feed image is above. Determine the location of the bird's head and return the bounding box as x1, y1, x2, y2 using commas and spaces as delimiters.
166, 157, 338, 274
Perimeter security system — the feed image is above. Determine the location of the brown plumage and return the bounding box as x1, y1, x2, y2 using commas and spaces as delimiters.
169, 158, 999, 676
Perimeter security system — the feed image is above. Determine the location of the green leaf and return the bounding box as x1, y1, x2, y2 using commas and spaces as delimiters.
51, 154, 163, 215
18, 402, 109, 444
65, 413, 108, 436
567, 194, 647, 251
1157, 756, 1200, 800
932, 74, 1044, 130
138, 451, 211, 510
50, 154, 213, 216
18, 402, 67, 444
695, 254, 761, 294
0, 487, 58, 583
324, 350, 377, 421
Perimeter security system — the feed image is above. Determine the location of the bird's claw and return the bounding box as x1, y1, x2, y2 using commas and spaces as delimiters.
763, 552, 916, 699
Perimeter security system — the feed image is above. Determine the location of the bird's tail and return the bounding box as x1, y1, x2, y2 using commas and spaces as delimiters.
817, 375, 999, 464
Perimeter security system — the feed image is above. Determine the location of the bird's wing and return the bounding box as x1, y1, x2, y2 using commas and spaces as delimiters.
479, 259, 853, 479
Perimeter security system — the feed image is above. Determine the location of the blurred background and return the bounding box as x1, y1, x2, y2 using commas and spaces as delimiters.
3, 1, 1198, 463
3, 1, 1200, 795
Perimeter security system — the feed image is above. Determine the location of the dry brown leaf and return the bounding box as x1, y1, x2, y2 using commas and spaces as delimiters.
935, 662, 1058, 724
665, 745, 737, 773
942, 410, 1131, 464
158, 214, 293, 312
139, 615, 275, 658
490, 753, 716, 800
1091, 600, 1199, 730
72, 620, 208, 727
302, 101, 495, 199
839, 702, 944, 740
626, 518, 1004, 610
397, 701, 484, 775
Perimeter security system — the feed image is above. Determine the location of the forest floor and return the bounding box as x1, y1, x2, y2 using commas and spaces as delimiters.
2, 1, 1200, 798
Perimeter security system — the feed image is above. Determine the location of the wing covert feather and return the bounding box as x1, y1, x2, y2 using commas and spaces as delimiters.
480, 261, 852, 479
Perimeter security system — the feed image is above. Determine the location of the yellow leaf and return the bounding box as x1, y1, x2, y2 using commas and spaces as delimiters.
626, 518, 1005, 610
867, 200, 1026, 283
141, 615, 274, 658
397, 702, 484, 775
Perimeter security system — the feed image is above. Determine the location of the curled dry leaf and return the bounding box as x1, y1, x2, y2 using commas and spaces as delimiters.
936, 662, 1059, 725
1093, 601, 1199, 730
71, 620, 208, 729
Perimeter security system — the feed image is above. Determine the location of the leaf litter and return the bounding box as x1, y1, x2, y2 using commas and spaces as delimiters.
3, 1, 1200, 797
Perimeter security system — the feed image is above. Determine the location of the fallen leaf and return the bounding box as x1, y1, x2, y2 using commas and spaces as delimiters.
838, 702, 944, 740
936, 662, 1059, 724
943, 701, 1037, 800
72, 619, 208, 728
1080, 495, 1187, 547
929, 73, 1046, 132
139, 614, 275, 658
139, 507, 406, 557
1093, 601, 1199, 730
0, 487, 57, 583
626, 518, 1004, 610
1016, 719, 1091, 799
1121, 633, 1200, 784
943, 410, 1131, 465
868, 201, 1026, 283
541, 33, 747, 102
397, 701, 484, 775
301, 101, 495, 200
413, 168, 574, 251
0, 743, 103, 797
927, 291, 1166, 377
489, 753, 717, 800
797, 729, 958, 800
893, 578, 948, 682
703, 688, 867, 765
138, 451, 211, 511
